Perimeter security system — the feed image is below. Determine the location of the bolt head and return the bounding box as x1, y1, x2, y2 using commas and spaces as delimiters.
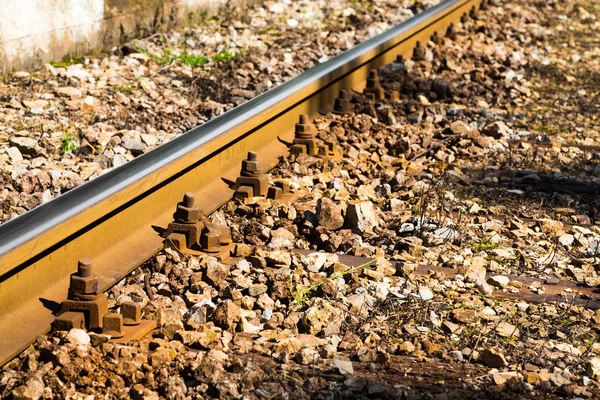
121, 302, 141, 325
102, 313, 124, 337
275, 180, 290, 195
201, 231, 221, 253
267, 186, 283, 200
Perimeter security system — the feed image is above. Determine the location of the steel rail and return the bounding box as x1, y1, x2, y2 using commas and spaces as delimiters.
0, 0, 481, 365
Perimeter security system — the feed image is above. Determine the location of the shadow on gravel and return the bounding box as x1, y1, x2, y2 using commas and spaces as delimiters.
241, 355, 546, 400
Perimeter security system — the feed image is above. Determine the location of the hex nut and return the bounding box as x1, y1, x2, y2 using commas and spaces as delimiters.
175, 203, 199, 223
70, 274, 99, 296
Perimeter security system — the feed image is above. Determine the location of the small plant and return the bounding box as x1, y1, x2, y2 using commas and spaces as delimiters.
113, 84, 135, 92
61, 132, 79, 154
50, 54, 84, 68
259, 27, 279, 35
132, 41, 209, 68
211, 48, 237, 62
179, 52, 209, 68
533, 125, 555, 133
290, 259, 375, 305
473, 241, 499, 251
131, 42, 173, 64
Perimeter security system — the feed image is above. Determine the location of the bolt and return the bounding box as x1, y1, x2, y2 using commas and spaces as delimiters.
333, 90, 354, 114
364, 69, 384, 100
241, 152, 261, 176
291, 115, 318, 156
469, 6, 477, 18
413, 41, 426, 61
267, 186, 283, 200
294, 114, 315, 138
69, 258, 99, 299
78, 259, 92, 277
387, 90, 400, 101
174, 192, 199, 223
102, 313, 124, 338
275, 180, 290, 195
201, 229, 221, 253
446, 23, 457, 40
183, 192, 195, 208
121, 302, 141, 326
394, 55, 407, 74
431, 31, 441, 45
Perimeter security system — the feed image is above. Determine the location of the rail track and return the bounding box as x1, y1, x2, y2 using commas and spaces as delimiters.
0, 0, 485, 366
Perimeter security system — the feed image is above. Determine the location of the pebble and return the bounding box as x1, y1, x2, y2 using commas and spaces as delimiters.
487, 275, 510, 288
450, 121, 470, 134
333, 359, 354, 375
66, 328, 91, 345
418, 286, 434, 301
480, 348, 507, 368
346, 201, 378, 234
9, 137, 37, 155
316, 198, 345, 230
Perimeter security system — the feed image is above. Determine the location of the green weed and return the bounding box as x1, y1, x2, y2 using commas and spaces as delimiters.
50, 54, 84, 68
290, 259, 375, 305
533, 125, 555, 133
259, 27, 279, 35
179, 52, 209, 67
211, 48, 237, 62
113, 84, 135, 92
132, 41, 209, 67
61, 132, 79, 154
473, 241, 499, 251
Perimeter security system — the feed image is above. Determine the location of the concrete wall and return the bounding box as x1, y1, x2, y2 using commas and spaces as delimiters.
0, 0, 238, 71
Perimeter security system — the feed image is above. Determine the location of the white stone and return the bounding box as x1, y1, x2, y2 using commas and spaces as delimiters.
235, 259, 251, 273
303, 252, 328, 273
333, 359, 354, 375
554, 342, 581, 356
140, 134, 158, 146
417, 95, 430, 105
475, 278, 494, 296
66, 328, 90, 345
112, 154, 128, 168
269, 3, 285, 13
267, 227, 294, 250
346, 201, 378, 234
7, 146, 23, 162
418, 286, 434, 301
